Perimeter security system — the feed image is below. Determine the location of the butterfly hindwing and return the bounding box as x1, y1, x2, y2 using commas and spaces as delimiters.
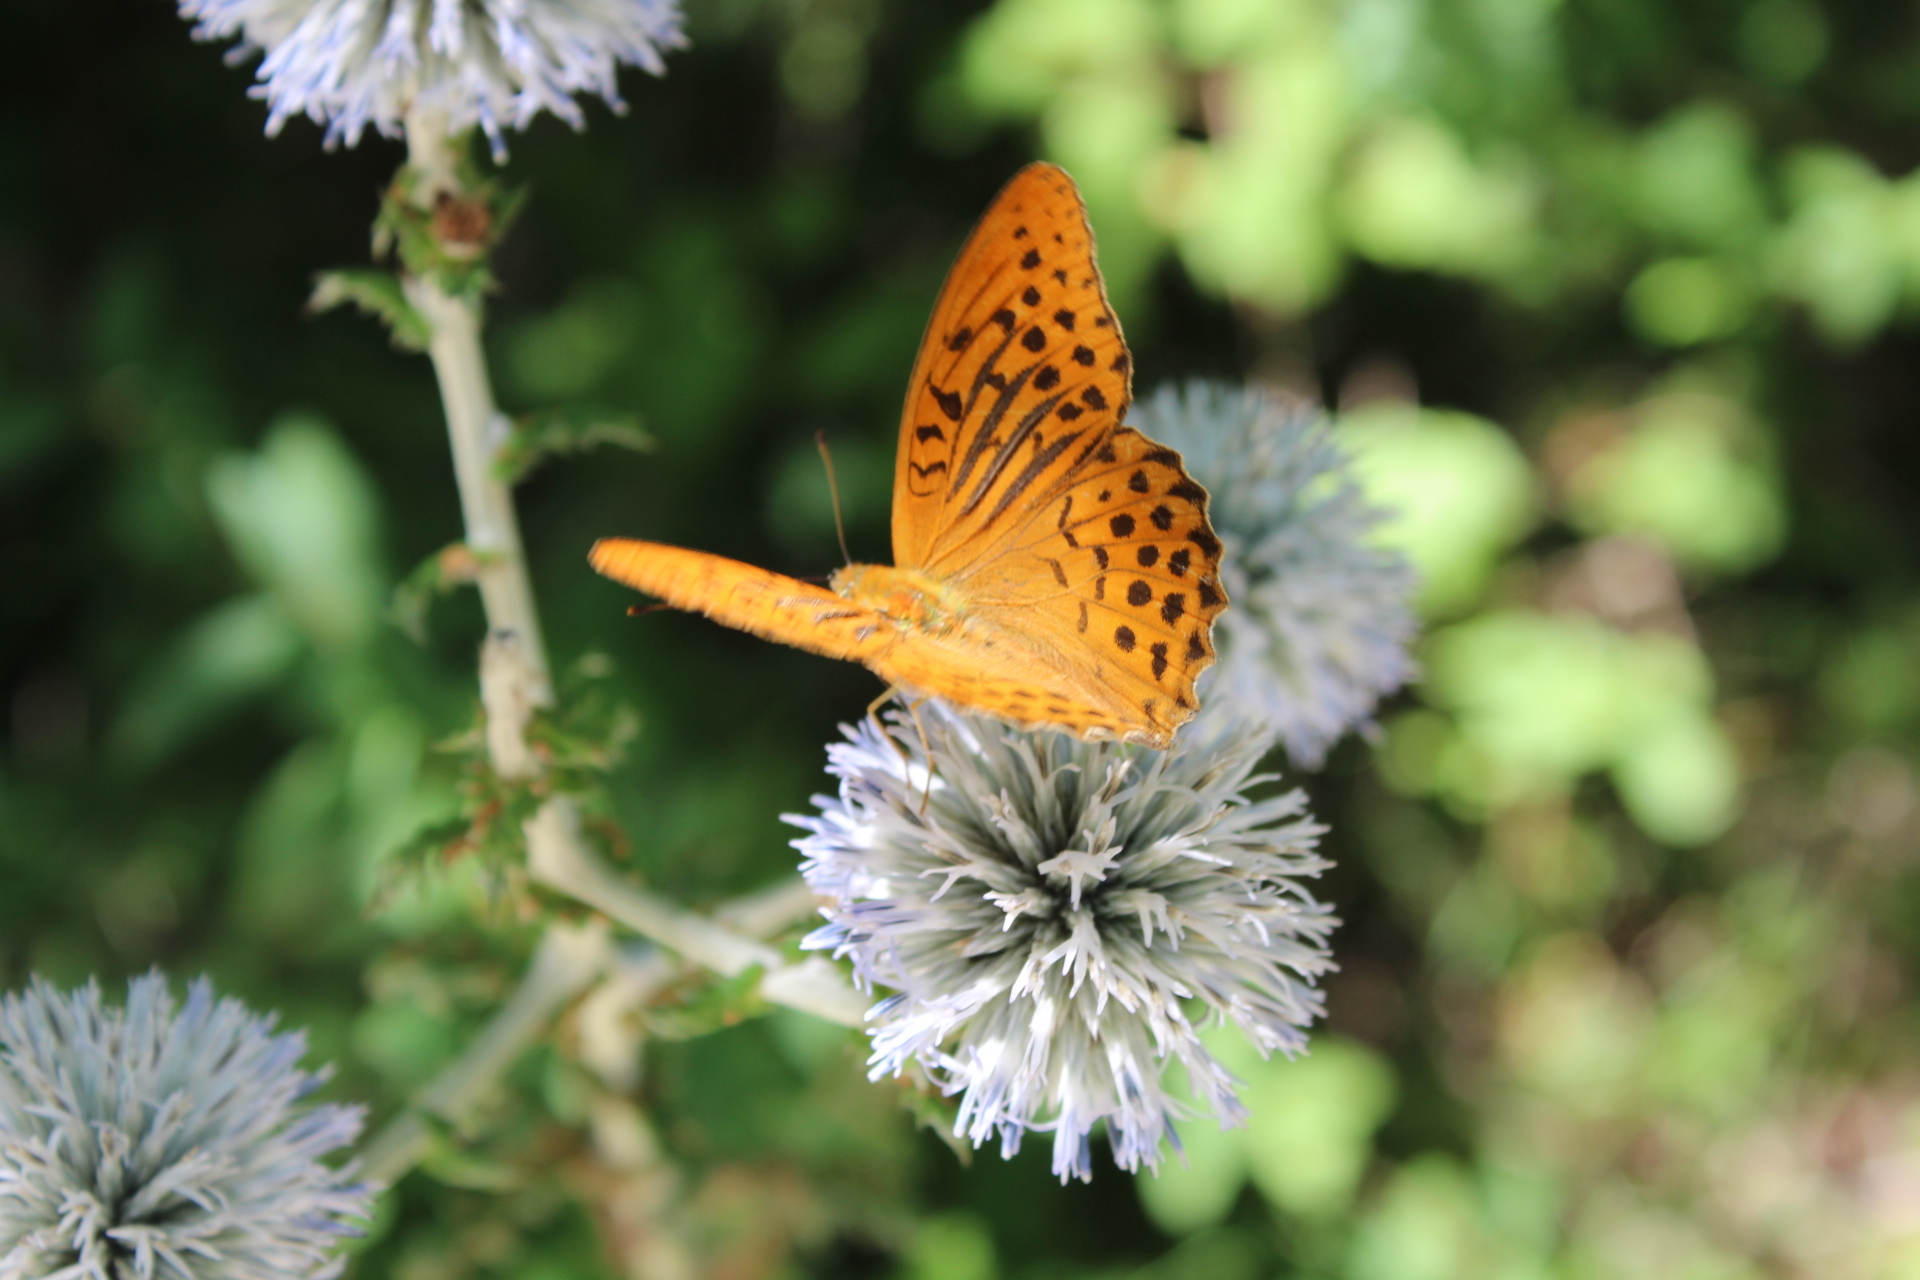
872, 635, 1143, 745
958, 428, 1227, 741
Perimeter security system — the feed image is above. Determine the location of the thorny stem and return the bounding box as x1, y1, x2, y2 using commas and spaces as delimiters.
358, 877, 833, 1187
403, 110, 552, 705
525, 804, 867, 1027
359, 920, 612, 1185
394, 110, 865, 1076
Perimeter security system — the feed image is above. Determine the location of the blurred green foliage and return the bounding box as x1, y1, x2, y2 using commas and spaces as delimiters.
5, 0, 1920, 1277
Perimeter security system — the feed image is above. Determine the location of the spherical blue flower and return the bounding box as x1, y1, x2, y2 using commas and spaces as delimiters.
1132, 382, 1419, 767
789, 705, 1337, 1183
179, 0, 688, 156
0, 973, 372, 1280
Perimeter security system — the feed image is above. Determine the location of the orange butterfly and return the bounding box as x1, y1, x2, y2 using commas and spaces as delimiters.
590, 164, 1227, 748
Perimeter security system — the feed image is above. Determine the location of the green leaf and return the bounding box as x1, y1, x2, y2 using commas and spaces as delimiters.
414, 1122, 525, 1191
642, 964, 771, 1040
308, 269, 430, 351
389, 542, 487, 644
493, 407, 653, 484
530, 652, 641, 780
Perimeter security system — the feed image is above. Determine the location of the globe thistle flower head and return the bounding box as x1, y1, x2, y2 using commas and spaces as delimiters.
179, 0, 689, 157
789, 705, 1337, 1183
0, 973, 372, 1280
1132, 381, 1419, 767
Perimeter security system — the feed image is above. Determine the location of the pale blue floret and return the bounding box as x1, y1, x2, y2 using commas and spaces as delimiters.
788, 706, 1337, 1183
179, 0, 688, 157
0, 974, 371, 1280
1132, 382, 1419, 767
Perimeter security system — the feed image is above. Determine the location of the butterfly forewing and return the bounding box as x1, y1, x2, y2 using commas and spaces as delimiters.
589, 540, 898, 665
893, 164, 1133, 575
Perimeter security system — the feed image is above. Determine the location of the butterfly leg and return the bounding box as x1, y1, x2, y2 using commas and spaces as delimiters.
864, 686, 913, 782
902, 695, 937, 815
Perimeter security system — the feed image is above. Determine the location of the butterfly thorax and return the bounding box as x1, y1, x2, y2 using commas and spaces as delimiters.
830, 564, 964, 636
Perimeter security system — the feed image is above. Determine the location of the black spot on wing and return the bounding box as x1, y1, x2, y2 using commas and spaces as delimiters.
1022, 285, 1041, 306
1022, 326, 1047, 352
1168, 479, 1207, 505
1168, 548, 1191, 577
1137, 545, 1158, 567
916, 425, 945, 442
948, 327, 974, 353
1197, 580, 1223, 609
1114, 625, 1136, 652
1072, 345, 1095, 366
1150, 505, 1174, 531
1034, 365, 1060, 391
1021, 248, 1042, 269
1126, 580, 1152, 607
1150, 643, 1169, 680
1109, 513, 1135, 538
1160, 593, 1184, 624
933, 388, 963, 421
1128, 469, 1150, 493
1053, 308, 1076, 330
1058, 403, 1083, 421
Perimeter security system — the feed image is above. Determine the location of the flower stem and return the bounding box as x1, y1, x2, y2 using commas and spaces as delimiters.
395, 111, 864, 1032
359, 921, 612, 1185
403, 111, 553, 709
525, 804, 866, 1026
357, 876, 837, 1185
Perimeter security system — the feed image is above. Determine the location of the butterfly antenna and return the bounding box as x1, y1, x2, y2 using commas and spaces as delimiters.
815, 429, 853, 567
